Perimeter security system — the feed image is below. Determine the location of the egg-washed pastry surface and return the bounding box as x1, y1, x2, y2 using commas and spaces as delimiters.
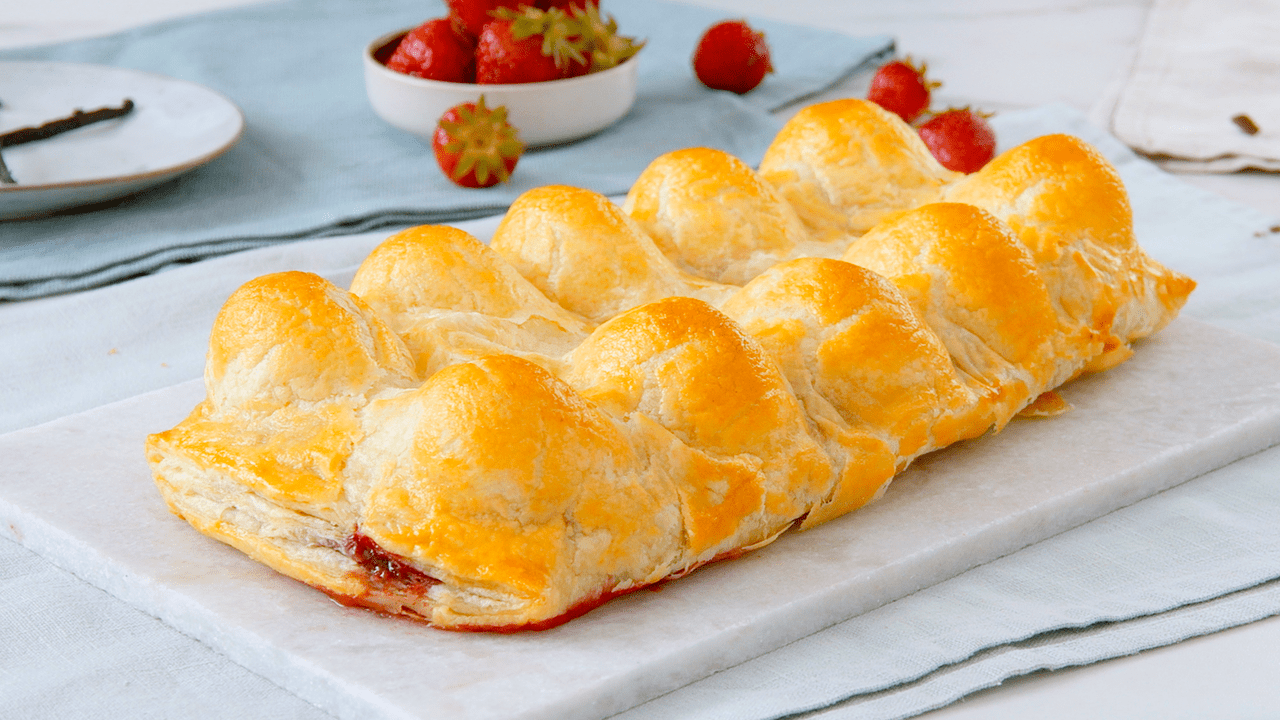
147, 98, 1195, 631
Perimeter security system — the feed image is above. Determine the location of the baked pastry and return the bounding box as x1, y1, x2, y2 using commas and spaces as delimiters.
757, 98, 959, 239
146, 98, 1194, 630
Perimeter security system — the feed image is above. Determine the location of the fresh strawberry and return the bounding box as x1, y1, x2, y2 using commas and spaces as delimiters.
917, 108, 997, 173
445, 0, 527, 39
692, 20, 772, 95
867, 57, 939, 124
385, 18, 477, 83
433, 96, 524, 188
475, 20, 560, 83
475, 6, 588, 84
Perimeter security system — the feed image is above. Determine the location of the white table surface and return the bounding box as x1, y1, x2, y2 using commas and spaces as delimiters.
2, 1, 1278, 718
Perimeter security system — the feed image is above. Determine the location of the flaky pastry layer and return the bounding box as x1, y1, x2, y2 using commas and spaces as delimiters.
147, 99, 1194, 631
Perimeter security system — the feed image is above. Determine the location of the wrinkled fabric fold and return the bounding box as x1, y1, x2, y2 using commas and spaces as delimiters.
1107, 0, 1280, 173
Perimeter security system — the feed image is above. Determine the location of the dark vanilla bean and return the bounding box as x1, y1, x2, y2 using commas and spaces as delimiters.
0, 99, 136, 149
1232, 114, 1260, 135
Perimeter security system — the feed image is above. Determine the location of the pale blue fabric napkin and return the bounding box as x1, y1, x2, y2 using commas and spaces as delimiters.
0, 0, 892, 301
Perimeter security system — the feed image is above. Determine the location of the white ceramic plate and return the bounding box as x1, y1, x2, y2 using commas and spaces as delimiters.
0, 61, 244, 221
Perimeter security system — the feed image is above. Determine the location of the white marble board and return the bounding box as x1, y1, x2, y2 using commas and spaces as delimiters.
2, 318, 1279, 720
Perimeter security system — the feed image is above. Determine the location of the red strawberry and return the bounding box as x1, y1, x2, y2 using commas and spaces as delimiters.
475, 7, 588, 84
445, 0, 527, 39
867, 58, 939, 124
917, 108, 997, 174
433, 96, 525, 188
385, 18, 477, 83
692, 20, 772, 95
476, 19, 559, 83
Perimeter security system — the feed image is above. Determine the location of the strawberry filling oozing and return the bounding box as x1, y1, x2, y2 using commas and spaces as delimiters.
325, 531, 770, 631
345, 531, 437, 586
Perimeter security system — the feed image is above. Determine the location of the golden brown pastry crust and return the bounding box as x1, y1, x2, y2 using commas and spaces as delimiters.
758, 98, 960, 239
942, 133, 1196, 371
147, 98, 1195, 631
623, 147, 812, 285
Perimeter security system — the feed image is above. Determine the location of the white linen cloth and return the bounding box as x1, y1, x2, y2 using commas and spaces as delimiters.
2, 104, 1280, 719
1109, 0, 1280, 172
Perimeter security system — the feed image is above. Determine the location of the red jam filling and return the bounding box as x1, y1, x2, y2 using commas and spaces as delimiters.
326, 531, 767, 632
345, 531, 436, 586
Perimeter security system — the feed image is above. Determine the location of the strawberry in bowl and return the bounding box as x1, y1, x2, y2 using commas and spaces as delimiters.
364, 2, 643, 147
385, 18, 477, 83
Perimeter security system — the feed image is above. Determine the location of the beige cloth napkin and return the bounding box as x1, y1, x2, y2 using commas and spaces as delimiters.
1109, 0, 1280, 173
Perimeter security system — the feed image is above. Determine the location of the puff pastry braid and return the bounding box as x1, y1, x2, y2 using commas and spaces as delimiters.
147, 98, 1195, 631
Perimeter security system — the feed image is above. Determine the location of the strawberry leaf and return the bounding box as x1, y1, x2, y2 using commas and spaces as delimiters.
434, 95, 524, 188
571, 5, 644, 72
495, 5, 589, 70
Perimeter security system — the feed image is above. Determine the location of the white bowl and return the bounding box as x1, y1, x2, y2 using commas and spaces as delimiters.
363, 28, 640, 148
